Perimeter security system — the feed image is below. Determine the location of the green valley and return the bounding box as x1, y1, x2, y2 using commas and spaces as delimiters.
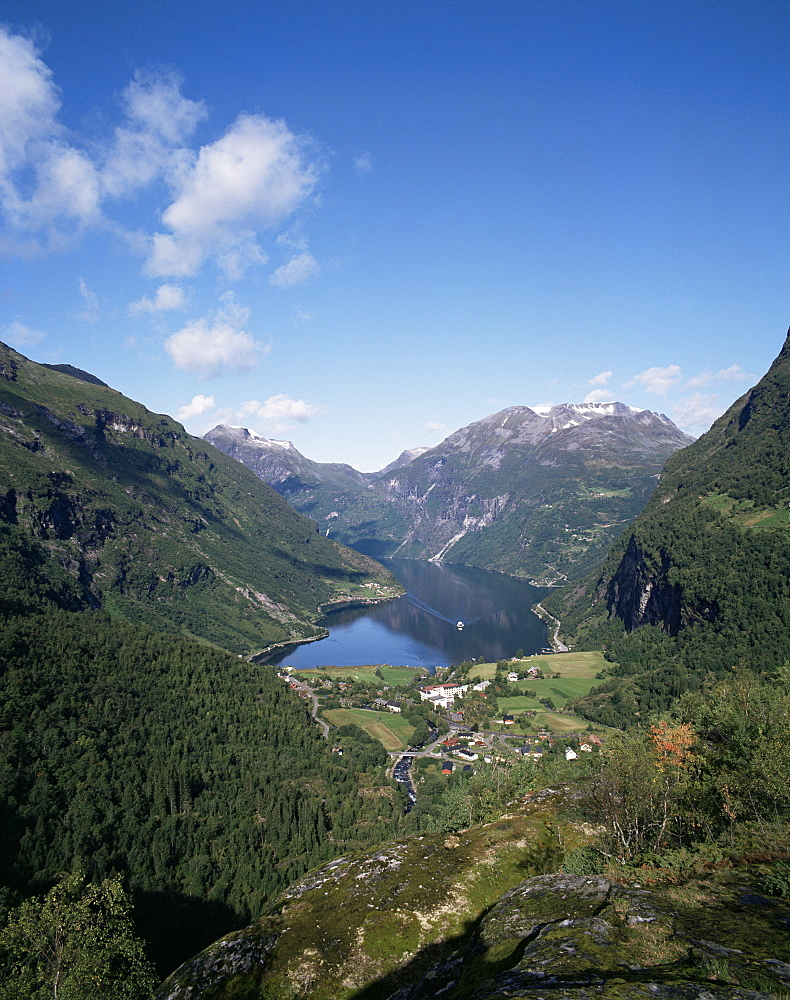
2, 335, 790, 1000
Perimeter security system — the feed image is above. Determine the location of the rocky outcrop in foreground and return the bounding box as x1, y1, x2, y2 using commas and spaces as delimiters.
156, 800, 790, 1000
391, 873, 790, 999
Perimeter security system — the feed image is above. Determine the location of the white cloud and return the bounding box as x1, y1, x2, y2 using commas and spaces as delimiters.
269, 251, 319, 288
101, 69, 206, 198
671, 392, 721, 432
77, 278, 100, 321
0, 27, 60, 168
583, 388, 614, 403
216, 236, 268, 283
2, 320, 44, 347
128, 283, 186, 315
424, 421, 444, 434
0, 33, 202, 252
276, 227, 309, 251
0, 27, 101, 252
354, 150, 373, 174
177, 393, 215, 422
164, 292, 265, 378
624, 364, 683, 395
146, 113, 320, 279
239, 393, 324, 432
584, 370, 613, 401
686, 364, 754, 389
0, 26, 322, 278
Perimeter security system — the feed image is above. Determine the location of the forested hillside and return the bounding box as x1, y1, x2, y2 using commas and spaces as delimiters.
0, 341, 399, 654
0, 523, 411, 981
0, 342, 411, 984
547, 329, 790, 726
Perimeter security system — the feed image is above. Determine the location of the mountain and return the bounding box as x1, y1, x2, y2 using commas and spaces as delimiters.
547, 330, 790, 725
206, 402, 693, 583
203, 423, 370, 494
0, 342, 400, 654
41, 362, 110, 387
377, 445, 432, 475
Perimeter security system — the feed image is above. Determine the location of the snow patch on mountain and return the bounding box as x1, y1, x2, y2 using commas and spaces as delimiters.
221, 426, 297, 451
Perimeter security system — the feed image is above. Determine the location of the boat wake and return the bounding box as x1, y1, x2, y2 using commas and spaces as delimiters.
407, 592, 507, 630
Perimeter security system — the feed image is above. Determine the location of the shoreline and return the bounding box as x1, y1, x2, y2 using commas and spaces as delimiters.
532, 602, 569, 653
250, 593, 400, 663
249, 629, 329, 663
317, 593, 400, 615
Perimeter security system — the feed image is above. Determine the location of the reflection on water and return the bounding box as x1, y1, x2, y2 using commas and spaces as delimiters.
263, 559, 550, 671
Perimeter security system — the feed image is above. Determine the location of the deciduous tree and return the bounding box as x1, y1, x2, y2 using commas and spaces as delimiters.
0, 870, 155, 1000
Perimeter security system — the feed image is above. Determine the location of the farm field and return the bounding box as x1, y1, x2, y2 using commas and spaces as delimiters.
467, 650, 610, 681
296, 663, 425, 686
529, 676, 601, 704
491, 708, 592, 735
323, 708, 416, 750
538, 710, 590, 733
465, 651, 613, 734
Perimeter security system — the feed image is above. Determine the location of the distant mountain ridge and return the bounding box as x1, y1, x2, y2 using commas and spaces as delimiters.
203, 424, 369, 493
0, 342, 399, 654
206, 402, 693, 583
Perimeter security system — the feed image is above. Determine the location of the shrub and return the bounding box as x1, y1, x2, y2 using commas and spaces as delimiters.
562, 845, 605, 876
758, 862, 790, 899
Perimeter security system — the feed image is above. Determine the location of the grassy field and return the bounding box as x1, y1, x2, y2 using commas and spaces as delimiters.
467, 650, 610, 681
297, 663, 426, 686
466, 651, 611, 734
701, 492, 790, 531
323, 708, 416, 750
502, 710, 590, 734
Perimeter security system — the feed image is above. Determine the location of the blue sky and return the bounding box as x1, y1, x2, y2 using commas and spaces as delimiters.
1, 1, 787, 471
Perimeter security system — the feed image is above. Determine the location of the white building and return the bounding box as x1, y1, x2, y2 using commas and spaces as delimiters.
418, 682, 471, 710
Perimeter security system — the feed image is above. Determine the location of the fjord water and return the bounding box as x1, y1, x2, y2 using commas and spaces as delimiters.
265, 559, 550, 670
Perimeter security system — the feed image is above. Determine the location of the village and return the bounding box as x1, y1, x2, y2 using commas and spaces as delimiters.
278, 650, 611, 784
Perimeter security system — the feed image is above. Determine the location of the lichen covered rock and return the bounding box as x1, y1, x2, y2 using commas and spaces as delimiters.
155, 802, 790, 1000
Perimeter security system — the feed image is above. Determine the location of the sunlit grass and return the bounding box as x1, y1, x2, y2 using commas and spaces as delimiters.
323, 707, 416, 750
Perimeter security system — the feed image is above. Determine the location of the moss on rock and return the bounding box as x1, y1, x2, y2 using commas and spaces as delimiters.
156, 800, 790, 1000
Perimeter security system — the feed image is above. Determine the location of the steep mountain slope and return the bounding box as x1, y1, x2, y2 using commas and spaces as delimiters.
0, 342, 399, 654
206, 403, 692, 582
547, 330, 790, 725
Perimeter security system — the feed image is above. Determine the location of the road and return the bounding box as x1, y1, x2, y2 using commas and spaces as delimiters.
285, 675, 330, 739
533, 602, 569, 652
